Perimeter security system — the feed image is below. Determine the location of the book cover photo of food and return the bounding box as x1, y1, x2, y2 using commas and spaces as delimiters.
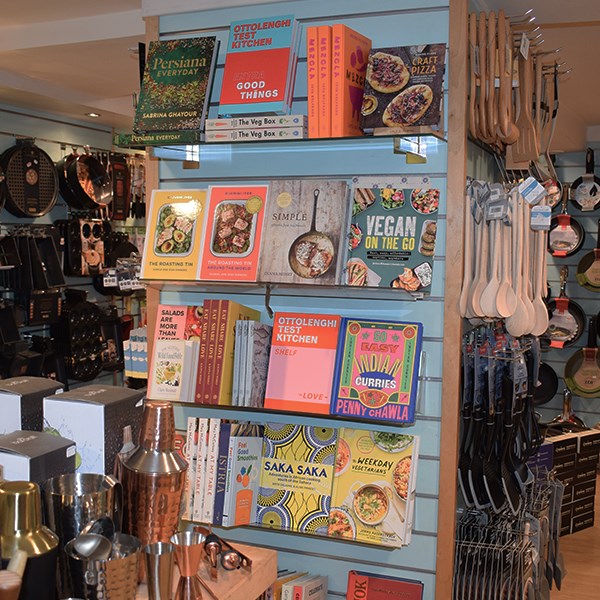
141, 189, 208, 281
344, 178, 441, 294
257, 423, 338, 535
258, 179, 350, 286
133, 37, 219, 134
198, 185, 268, 282
330, 318, 423, 424
360, 43, 446, 134
328, 428, 419, 547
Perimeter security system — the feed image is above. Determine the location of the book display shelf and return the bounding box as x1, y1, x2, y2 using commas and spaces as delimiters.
142, 0, 468, 598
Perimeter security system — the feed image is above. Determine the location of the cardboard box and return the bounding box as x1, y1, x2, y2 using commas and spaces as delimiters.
576, 449, 599, 469
572, 496, 595, 520
576, 429, 600, 454
0, 430, 76, 485
573, 478, 597, 503
545, 431, 578, 461
0, 376, 64, 434
43, 385, 144, 474
528, 441, 553, 471
571, 510, 595, 534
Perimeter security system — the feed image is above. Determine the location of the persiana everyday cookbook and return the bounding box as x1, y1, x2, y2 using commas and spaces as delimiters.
330, 318, 423, 424
133, 37, 219, 133
257, 423, 337, 534
258, 179, 349, 286
263, 312, 341, 414
141, 189, 208, 281
328, 428, 419, 547
198, 185, 268, 282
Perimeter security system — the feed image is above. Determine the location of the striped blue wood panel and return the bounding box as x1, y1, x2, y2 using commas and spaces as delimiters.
155, 2, 451, 598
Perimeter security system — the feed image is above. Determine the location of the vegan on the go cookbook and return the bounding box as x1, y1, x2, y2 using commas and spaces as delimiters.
141, 189, 208, 281
344, 177, 441, 294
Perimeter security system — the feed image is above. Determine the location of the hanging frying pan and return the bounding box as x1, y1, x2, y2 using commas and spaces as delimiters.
0, 139, 58, 217
0, 164, 6, 211
542, 265, 585, 348
56, 150, 113, 210
533, 362, 559, 406
108, 153, 131, 221
288, 189, 335, 279
564, 316, 600, 398
547, 189, 585, 257
576, 219, 600, 292
570, 148, 600, 212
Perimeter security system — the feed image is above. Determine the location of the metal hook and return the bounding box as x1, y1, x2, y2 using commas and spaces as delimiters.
536, 47, 562, 57
264, 283, 273, 319
508, 8, 534, 20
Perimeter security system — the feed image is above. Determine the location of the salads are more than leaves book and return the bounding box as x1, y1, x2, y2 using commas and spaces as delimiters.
344, 178, 441, 294
141, 189, 208, 281
257, 423, 337, 534
134, 37, 219, 133
330, 318, 423, 424
258, 179, 349, 286
328, 428, 419, 547
198, 185, 268, 282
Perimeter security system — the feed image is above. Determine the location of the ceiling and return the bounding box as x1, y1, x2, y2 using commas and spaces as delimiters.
0, 0, 598, 151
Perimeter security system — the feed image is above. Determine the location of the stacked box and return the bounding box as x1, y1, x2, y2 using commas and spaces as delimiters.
544, 429, 600, 536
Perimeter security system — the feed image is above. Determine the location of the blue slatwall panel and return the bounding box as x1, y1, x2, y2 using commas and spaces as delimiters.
156, 1, 450, 598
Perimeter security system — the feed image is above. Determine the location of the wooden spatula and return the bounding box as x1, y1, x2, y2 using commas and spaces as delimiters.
511, 49, 540, 163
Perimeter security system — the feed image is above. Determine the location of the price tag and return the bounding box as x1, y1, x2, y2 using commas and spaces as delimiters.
103, 269, 118, 288
530, 204, 551, 230
520, 32, 529, 60
518, 176, 546, 205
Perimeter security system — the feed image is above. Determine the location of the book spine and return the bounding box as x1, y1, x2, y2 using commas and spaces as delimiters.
206, 115, 307, 130
243, 320, 255, 408
330, 24, 344, 138
211, 300, 230, 405
183, 417, 198, 520
232, 320, 244, 406
221, 435, 237, 527
192, 418, 210, 521
211, 421, 232, 525
201, 417, 222, 522
317, 26, 332, 138
194, 299, 213, 403
306, 27, 319, 138
203, 300, 221, 404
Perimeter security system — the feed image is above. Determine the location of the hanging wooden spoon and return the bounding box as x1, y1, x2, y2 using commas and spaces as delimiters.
477, 12, 490, 143
520, 198, 536, 330
459, 192, 475, 318
468, 13, 479, 140
531, 198, 550, 335
480, 217, 501, 318
495, 218, 517, 317
469, 213, 489, 318
496, 11, 520, 144
505, 189, 529, 336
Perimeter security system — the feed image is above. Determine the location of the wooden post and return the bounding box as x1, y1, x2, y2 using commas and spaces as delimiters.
435, 0, 468, 598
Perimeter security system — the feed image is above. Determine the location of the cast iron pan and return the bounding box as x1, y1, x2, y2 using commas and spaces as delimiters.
542, 265, 586, 348
570, 148, 600, 212
108, 153, 131, 221
287, 189, 335, 279
534, 362, 559, 406
564, 316, 600, 399
67, 152, 113, 209
0, 139, 58, 217
548, 189, 585, 257
576, 219, 600, 292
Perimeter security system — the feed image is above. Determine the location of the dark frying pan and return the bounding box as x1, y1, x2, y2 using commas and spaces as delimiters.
0, 139, 58, 217
575, 219, 600, 292
108, 153, 131, 221
542, 265, 585, 348
548, 190, 585, 257
56, 151, 86, 209
570, 148, 600, 212
564, 316, 600, 399
533, 362, 559, 406
288, 189, 335, 279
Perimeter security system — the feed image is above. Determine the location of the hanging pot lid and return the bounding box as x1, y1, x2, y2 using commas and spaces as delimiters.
0, 139, 59, 217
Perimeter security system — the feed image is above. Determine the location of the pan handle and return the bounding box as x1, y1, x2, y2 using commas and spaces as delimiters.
588, 316, 598, 349
310, 189, 320, 230
586, 148, 595, 175
558, 265, 568, 297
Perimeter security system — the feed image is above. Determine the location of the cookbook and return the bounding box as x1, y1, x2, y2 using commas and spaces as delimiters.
198, 185, 268, 282
344, 178, 441, 294
328, 427, 419, 547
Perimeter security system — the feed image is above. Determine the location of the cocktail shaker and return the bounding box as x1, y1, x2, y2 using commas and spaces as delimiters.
0, 481, 59, 600
121, 401, 187, 550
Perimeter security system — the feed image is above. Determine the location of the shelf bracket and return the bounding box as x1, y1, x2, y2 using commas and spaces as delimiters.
264, 283, 274, 319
